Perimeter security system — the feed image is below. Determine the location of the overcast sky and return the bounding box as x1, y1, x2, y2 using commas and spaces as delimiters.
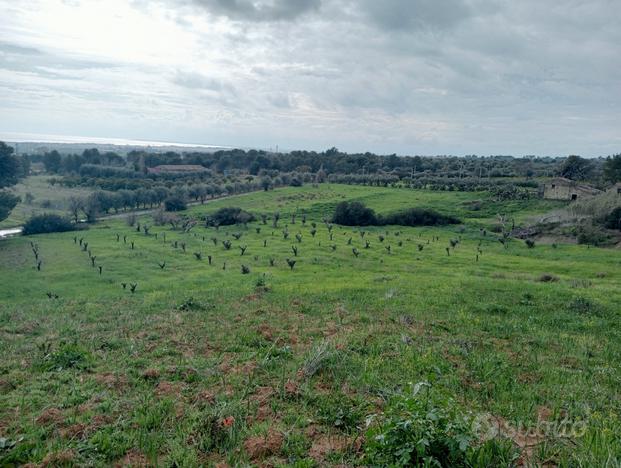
1, 0, 620, 156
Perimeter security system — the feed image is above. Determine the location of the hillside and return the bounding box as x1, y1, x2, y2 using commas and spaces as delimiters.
0, 185, 619, 466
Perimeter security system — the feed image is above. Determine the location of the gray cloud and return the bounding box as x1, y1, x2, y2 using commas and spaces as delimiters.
182, 0, 321, 21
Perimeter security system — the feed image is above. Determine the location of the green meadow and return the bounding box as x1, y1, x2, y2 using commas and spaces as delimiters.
0, 175, 93, 229
0, 184, 619, 466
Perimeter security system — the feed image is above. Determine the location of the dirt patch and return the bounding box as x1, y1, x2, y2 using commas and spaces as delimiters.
193, 389, 216, 405
142, 368, 160, 380
41, 449, 76, 467
308, 434, 357, 462
95, 372, 128, 391
284, 380, 299, 397
115, 449, 150, 467
35, 408, 64, 426
243, 429, 284, 460
154, 381, 184, 397
258, 324, 275, 341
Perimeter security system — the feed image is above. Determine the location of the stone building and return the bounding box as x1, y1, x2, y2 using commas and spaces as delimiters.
541, 177, 600, 201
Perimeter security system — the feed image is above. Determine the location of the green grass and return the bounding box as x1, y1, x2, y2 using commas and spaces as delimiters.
0, 175, 93, 228
0, 184, 619, 466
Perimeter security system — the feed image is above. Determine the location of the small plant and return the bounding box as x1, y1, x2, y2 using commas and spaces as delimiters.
291, 245, 298, 256
330, 244, 337, 251
98, 266, 103, 275
208, 255, 212, 265
239, 245, 247, 256
385, 245, 391, 253
525, 239, 536, 248
379, 235, 385, 242
131, 241, 135, 250
222, 240, 232, 250
241, 264, 250, 274
417, 244, 424, 251
272, 212, 280, 228
295, 233, 302, 243
232, 232, 242, 240
445, 247, 450, 256
286, 258, 296, 270
263, 239, 267, 247
130, 283, 137, 293
365, 240, 371, 249
261, 214, 268, 225
352, 248, 360, 257
269, 258, 275, 266
181, 242, 186, 252
121, 282, 127, 289
347, 237, 352, 245
537, 273, 559, 282
211, 237, 218, 245
282, 230, 289, 240
91, 256, 96, 267
194, 252, 203, 260
255, 227, 261, 234
450, 239, 459, 248
158, 262, 166, 269
310, 228, 317, 237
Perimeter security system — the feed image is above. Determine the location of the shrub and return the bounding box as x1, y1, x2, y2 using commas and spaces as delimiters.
365, 383, 517, 467
381, 208, 460, 227
23, 214, 77, 235
206, 207, 255, 226
164, 196, 187, 212
332, 201, 378, 226
332, 201, 460, 227
602, 207, 621, 230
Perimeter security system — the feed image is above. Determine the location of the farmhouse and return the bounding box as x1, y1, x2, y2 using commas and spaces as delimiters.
147, 164, 208, 175
541, 177, 600, 201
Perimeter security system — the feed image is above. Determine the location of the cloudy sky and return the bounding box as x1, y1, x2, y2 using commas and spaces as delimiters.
1, 0, 620, 156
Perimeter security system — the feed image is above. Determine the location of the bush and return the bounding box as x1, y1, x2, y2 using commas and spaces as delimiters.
332, 201, 460, 227
22, 214, 77, 235
332, 201, 378, 226
365, 383, 516, 466
164, 196, 187, 212
205, 207, 255, 226
381, 208, 460, 227
602, 207, 621, 230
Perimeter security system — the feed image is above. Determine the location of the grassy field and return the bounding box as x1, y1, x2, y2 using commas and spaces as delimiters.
0, 184, 619, 466
0, 175, 93, 229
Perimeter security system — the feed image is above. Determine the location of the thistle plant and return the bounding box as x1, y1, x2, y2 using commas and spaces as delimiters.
286, 258, 296, 270
525, 239, 535, 249
302, 214, 307, 225
282, 230, 289, 240
295, 233, 302, 243
181, 242, 186, 252
158, 262, 166, 269
352, 248, 360, 257
239, 245, 247, 256
263, 239, 267, 247
310, 229, 317, 237
36, 261, 42, 271
397, 241, 403, 247
130, 283, 137, 293
232, 232, 242, 240
256, 227, 261, 234
269, 258, 275, 266
446, 247, 450, 256
378, 235, 385, 243
98, 266, 103, 275
208, 255, 212, 265
291, 245, 298, 256
121, 282, 127, 289
211, 237, 218, 245
194, 252, 203, 260
291, 213, 296, 224
418, 244, 424, 251
347, 237, 352, 245
115, 234, 120, 242
222, 240, 232, 250
131, 241, 135, 250
272, 212, 280, 228
123, 235, 127, 244
385, 245, 391, 254
365, 240, 371, 249
330, 244, 337, 251
241, 264, 250, 274
91, 256, 96, 267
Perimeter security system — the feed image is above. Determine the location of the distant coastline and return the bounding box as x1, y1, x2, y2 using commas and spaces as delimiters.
0, 132, 231, 151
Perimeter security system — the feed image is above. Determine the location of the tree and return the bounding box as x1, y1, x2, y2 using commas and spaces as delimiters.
0, 142, 21, 222
164, 196, 187, 212
68, 196, 84, 223
23, 214, 76, 235
603, 154, 621, 184
332, 201, 378, 226
43, 150, 62, 174
559, 155, 593, 180
0, 191, 20, 222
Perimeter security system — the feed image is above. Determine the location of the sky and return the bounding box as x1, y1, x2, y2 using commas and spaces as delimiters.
0, 0, 620, 156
